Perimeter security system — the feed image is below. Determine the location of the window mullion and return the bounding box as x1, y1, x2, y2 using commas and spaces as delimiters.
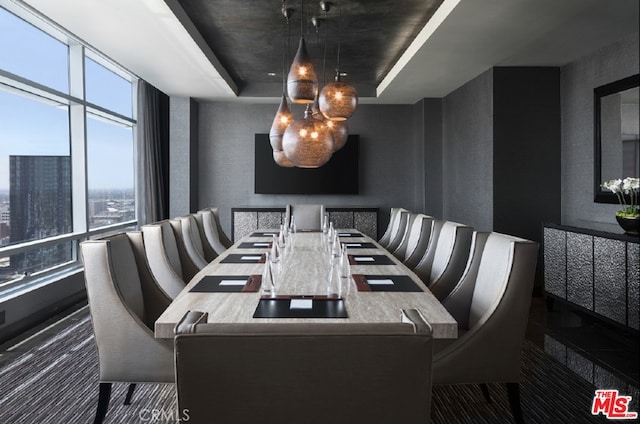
69, 44, 88, 236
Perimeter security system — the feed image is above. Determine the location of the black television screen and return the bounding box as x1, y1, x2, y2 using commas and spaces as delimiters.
254, 133, 359, 194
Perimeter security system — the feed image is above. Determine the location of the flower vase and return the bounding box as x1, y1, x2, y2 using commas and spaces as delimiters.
615, 215, 640, 235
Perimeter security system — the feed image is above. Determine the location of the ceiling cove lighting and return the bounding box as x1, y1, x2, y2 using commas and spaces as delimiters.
270, 0, 356, 167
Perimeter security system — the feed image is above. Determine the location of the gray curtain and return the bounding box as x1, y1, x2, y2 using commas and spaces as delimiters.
136, 80, 169, 225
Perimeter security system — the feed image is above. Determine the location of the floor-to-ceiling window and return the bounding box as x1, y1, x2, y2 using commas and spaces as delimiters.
0, 1, 137, 290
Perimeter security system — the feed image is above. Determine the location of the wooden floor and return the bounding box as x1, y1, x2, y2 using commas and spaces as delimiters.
1, 303, 636, 423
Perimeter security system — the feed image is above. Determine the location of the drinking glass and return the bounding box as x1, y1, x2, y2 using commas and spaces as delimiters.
262, 252, 275, 296
327, 257, 341, 297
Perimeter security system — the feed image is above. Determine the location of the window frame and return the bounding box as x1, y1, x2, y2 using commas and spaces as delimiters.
0, 0, 138, 293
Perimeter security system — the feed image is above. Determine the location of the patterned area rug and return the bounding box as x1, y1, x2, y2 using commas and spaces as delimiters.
0, 308, 632, 423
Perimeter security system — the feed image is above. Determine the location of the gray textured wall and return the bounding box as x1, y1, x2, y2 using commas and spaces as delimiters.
169, 97, 199, 217
561, 32, 639, 230
442, 69, 494, 231
197, 102, 417, 236
421, 98, 444, 219
493, 67, 561, 244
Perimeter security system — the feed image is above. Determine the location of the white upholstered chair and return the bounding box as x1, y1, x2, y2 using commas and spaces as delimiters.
285, 204, 325, 231
402, 214, 436, 269
391, 212, 420, 259
194, 209, 228, 257
432, 232, 539, 424
141, 221, 187, 299
412, 220, 473, 300
174, 309, 434, 424
441, 231, 491, 326
199, 207, 233, 248
378, 207, 403, 247
385, 209, 410, 252
81, 233, 174, 424
170, 215, 209, 271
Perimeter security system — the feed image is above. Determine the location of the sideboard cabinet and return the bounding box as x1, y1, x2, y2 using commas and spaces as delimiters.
543, 223, 639, 330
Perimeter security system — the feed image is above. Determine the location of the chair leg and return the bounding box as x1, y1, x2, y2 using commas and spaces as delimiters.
124, 383, 137, 405
507, 382, 523, 424
94, 382, 112, 424
479, 383, 492, 403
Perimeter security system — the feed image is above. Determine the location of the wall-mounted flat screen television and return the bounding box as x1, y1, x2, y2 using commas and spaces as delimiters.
254, 133, 359, 194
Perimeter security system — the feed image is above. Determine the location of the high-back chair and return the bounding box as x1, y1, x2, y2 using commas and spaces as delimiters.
378, 207, 403, 247
441, 231, 491, 326
199, 207, 233, 248
385, 209, 410, 252
81, 233, 174, 424
402, 214, 436, 269
194, 209, 228, 257
391, 212, 420, 259
141, 221, 187, 299
432, 232, 539, 424
285, 204, 325, 231
413, 220, 473, 300
174, 309, 434, 424
170, 215, 208, 272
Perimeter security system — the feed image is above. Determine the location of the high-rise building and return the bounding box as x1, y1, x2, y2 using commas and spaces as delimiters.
9, 156, 73, 274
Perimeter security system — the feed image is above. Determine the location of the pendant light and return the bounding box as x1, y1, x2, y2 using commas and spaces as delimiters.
319, 0, 357, 120
269, 94, 293, 152
273, 149, 294, 167
270, 4, 295, 167
282, 105, 334, 168
326, 119, 348, 151
313, 2, 348, 152
287, 0, 318, 103
319, 72, 358, 120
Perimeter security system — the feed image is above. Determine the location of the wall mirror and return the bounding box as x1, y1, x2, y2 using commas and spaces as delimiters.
594, 73, 639, 203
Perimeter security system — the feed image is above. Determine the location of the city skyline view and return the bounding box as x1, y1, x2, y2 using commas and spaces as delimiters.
0, 4, 137, 284
0, 6, 135, 192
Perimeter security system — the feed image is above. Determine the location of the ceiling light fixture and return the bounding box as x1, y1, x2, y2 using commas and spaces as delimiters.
319, 0, 358, 121
269, 3, 295, 167
287, 0, 318, 103
282, 104, 334, 168
269, 0, 355, 167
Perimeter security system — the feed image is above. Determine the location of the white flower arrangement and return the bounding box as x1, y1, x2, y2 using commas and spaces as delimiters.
601, 177, 640, 217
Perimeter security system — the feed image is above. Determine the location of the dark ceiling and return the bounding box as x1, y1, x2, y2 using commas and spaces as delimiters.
175, 0, 444, 97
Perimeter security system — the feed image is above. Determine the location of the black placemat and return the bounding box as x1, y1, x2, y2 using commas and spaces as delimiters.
250, 231, 280, 237
253, 296, 348, 318
348, 254, 395, 265
238, 241, 272, 249
220, 253, 265, 264
338, 232, 363, 237
351, 274, 424, 292
341, 242, 376, 249
190, 275, 262, 292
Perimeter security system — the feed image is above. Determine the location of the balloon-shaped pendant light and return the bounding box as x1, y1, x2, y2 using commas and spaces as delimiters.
319, 72, 358, 120
318, 0, 357, 120
282, 105, 334, 168
273, 149, 294, 167
326, 119, 349, 151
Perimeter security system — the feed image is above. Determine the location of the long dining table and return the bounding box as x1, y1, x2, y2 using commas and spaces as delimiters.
154, 229, 458, 339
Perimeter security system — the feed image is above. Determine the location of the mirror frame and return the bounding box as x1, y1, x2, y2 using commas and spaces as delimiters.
593, 73, 640, 203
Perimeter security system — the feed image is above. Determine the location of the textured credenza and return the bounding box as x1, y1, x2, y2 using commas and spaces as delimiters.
543, 223, 639, 330
232, 207, 378, 242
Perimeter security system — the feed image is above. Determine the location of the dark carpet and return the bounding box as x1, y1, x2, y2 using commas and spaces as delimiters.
0, 307, 633, 423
